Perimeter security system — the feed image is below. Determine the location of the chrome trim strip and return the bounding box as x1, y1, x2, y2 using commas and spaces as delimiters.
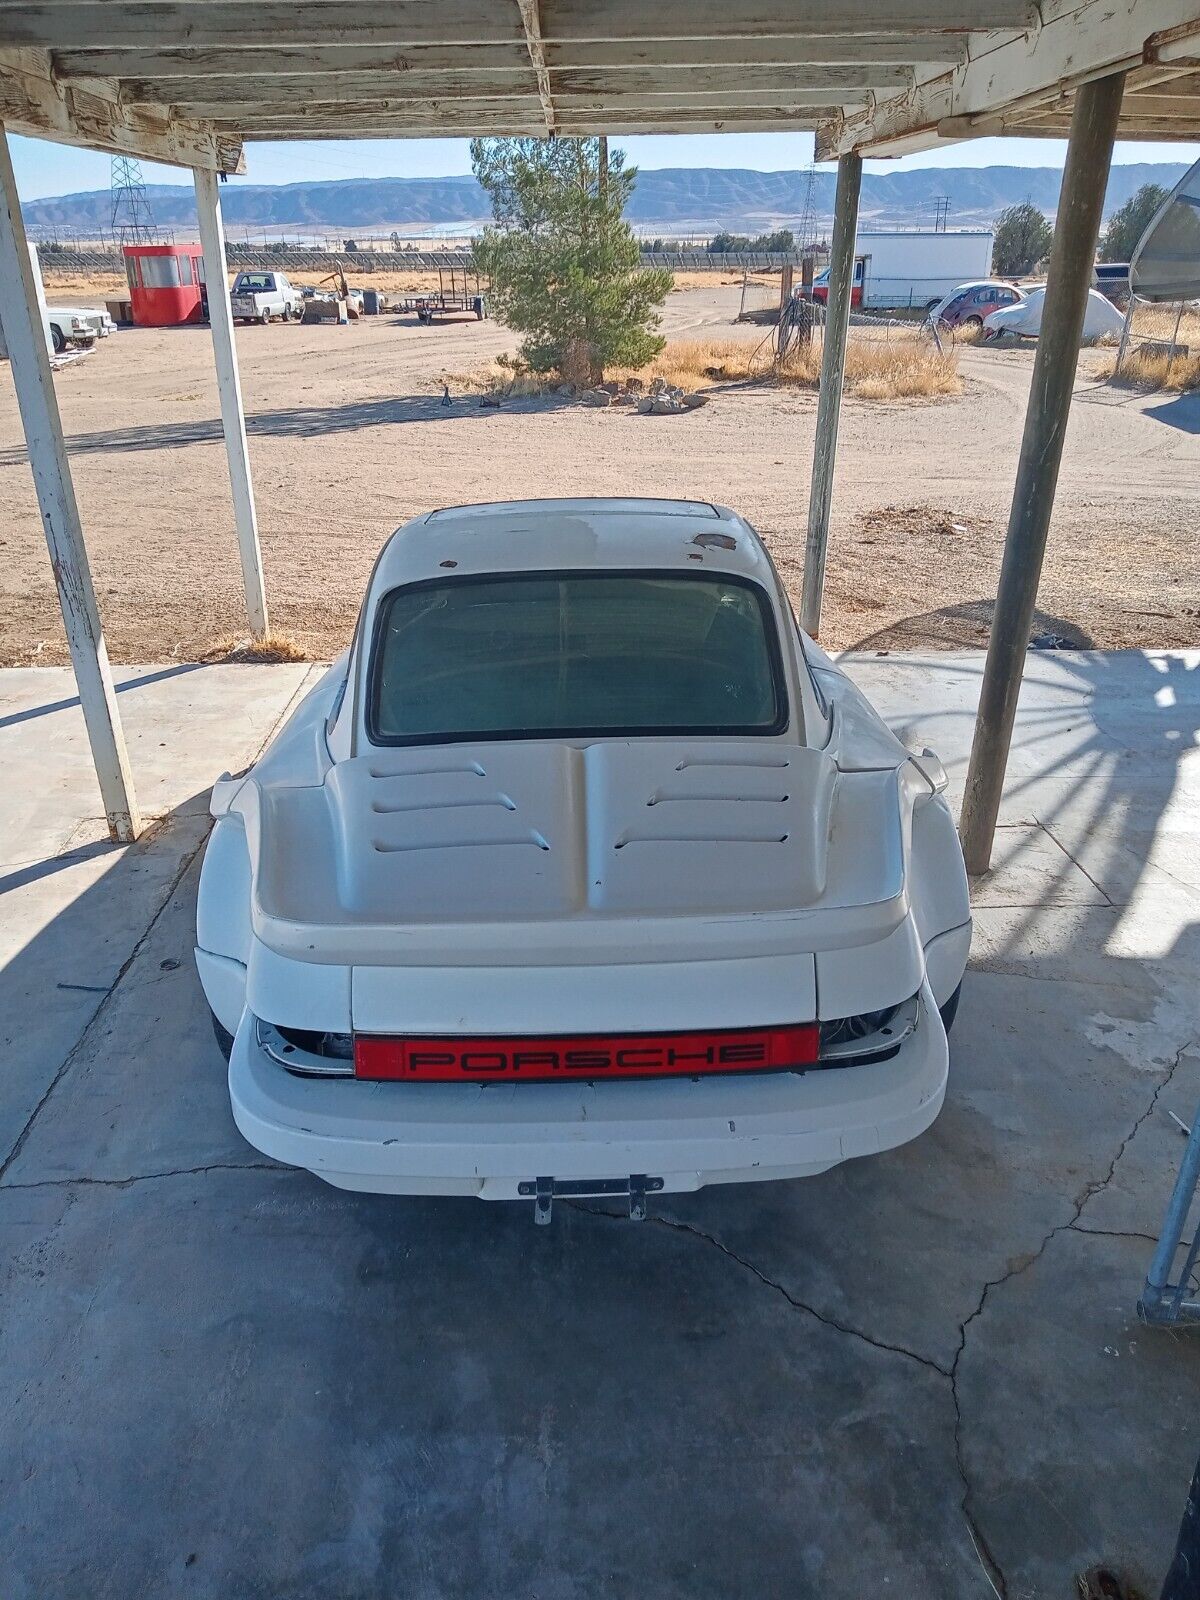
256, 1018, 354, 1078
819, 994, 920, 1062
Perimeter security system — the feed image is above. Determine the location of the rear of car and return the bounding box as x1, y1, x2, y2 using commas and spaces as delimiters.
197, 500, 969, 1214
928, 281, 1024, 332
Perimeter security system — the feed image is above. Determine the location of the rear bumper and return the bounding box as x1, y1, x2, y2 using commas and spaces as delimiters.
228, 983, 949, 1199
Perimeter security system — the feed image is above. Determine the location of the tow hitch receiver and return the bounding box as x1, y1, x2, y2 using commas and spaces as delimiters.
519, 1174, 665, 1225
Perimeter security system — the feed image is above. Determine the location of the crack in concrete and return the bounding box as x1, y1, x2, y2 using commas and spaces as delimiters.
574, 1036, 1197, 1600
949, 1034, 1196, 1599
0, 1160, 284, 1194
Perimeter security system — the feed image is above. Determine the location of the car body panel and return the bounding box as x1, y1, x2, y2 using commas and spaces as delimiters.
196, 498, 970, 1201
983, 285, 1125, 340
927, 280, 1025, 329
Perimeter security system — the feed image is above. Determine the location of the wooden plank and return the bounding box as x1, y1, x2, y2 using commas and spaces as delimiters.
0, 128, 142, 843
221, 89, 847, 116
128, 62, 905, 106
2, 0, 1034, 53
55, 35, 968, 79
0, 46, 242, 168
124, 70, 540, 104
553, 62, 909, 91
237, 109, 833, 136
194, 168, 269, 642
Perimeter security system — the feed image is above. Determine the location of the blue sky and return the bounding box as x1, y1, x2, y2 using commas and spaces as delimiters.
10, 129, 1199, 199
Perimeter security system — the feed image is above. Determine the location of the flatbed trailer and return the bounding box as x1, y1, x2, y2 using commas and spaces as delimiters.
402, 266, 488, 324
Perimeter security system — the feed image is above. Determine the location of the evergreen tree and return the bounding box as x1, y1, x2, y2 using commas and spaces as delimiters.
470, 138, 672, 385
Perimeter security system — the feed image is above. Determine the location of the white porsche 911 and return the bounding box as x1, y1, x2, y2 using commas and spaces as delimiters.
196, 498, 970, 1221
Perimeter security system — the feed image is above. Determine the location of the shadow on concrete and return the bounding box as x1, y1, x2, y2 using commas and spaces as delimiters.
0, 391, 572, 463
0, 663, 204, 732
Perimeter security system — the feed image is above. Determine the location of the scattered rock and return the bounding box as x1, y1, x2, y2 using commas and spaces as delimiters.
624, 377, 644, 393
599, 380, 620, 395
637, 396, 656, 414
681, 392, 709, 409
478, 393, 502, 408
581, 389, 611, 407
651, 397, 683, 415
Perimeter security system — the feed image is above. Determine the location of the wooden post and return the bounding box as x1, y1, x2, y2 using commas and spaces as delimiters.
194, 167, 269, 640
0, 127, 141, 843
800, 150, 861, 638
958, 73, 1126, 875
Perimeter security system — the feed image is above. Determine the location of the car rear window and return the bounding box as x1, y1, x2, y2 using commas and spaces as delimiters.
368, 570, 788, 745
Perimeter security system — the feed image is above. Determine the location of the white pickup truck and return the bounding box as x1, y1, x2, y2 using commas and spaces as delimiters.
46, 303, 114, 354
228, 270, 303, 324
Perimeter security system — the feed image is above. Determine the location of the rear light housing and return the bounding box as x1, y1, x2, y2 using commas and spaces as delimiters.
258, 994, 918, 1083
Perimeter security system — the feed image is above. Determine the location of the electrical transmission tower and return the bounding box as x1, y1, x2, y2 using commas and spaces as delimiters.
795, 156, 818, 253
110, 156, 160, 245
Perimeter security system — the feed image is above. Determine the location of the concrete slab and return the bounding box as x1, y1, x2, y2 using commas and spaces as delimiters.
0, 663, 319, 1165
1, 650, 1198, 1599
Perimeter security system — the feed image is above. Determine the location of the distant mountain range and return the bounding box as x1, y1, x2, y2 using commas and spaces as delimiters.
22, 162, 1187, 236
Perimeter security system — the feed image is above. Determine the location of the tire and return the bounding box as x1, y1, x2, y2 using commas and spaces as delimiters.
210, 1008, 235, 1063
260, 309, 271, 325
939, 981, 963, 1035
963, 315, 983, 332
50, 323, 65, 354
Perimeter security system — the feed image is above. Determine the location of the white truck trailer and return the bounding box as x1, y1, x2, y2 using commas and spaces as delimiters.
813, 230, 995, 312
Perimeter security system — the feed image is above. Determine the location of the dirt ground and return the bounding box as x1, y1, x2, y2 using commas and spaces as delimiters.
3, 283, 1198, 664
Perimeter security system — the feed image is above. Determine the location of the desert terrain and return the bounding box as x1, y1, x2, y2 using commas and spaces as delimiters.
2, 280, 1197, 664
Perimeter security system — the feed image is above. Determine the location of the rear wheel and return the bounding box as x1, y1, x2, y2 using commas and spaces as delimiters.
50, 323, 65, 353
962, 315, 983, 333
260, 308, 271, 325
939, 982, 963, 1035
210, 1008, 234, 1062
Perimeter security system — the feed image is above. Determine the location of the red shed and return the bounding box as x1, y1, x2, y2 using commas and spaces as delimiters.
123, 242, 206, 326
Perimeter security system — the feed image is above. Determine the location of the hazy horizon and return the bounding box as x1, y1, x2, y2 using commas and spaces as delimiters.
11, 129, 1199, 202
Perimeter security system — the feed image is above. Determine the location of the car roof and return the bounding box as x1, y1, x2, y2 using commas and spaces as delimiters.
369, 498, 777, 593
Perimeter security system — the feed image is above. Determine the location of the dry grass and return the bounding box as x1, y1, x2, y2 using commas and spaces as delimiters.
1096, 302, 1200, 392
615, 332, 961, 400
41, 270, 128, 303
198, 631, 309, 664
442, 331, 959, 403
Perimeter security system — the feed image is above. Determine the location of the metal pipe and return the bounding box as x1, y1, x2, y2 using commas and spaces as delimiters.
958, 72, 1126, 875
801, 150, 861, 638
0, 127, 141, 842
194, 167, 270, 640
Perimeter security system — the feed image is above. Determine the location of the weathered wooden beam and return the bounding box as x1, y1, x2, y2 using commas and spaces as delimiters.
194, 166, 269, 642
816, 0, 1196, 157
127, 72, 539, 106
0, 127, 142, 843
517, 0, 555, 134
125, 61, 908, 106
54, 35, 968, 80
1, 0, 1036, 53
239, 110, 833, 137
0, 46, 242, 168
165, 88, 863, 119
959, 71, 1126, 874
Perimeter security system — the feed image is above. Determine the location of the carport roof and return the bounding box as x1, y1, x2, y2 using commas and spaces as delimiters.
0, 2, 1198, 177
